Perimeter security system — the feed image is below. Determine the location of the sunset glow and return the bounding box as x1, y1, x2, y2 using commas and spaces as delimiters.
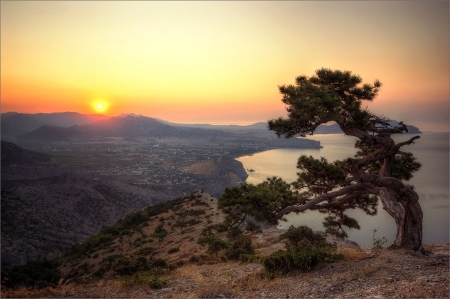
92, 99, 109, 113
1, 1, 448, 131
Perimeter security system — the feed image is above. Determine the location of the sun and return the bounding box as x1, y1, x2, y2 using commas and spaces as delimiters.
92, 99, 109, 113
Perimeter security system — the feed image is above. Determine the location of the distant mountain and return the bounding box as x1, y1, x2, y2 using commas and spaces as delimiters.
19, 125, 84, 142
156, 120, 269, 131
314, 121, 421, 134
384, 120, 422, 134
18, 115, 234, 141
157, 120, 421, 134
4, 112, 421, 144
1, 141, 54, 166
1, 112, 110, 141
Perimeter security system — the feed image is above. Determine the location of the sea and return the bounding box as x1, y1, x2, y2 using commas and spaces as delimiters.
236, 132, 449, 248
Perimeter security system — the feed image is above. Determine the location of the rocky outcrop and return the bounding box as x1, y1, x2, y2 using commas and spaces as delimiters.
200, 156, 248, 196
212, 156, 248, 180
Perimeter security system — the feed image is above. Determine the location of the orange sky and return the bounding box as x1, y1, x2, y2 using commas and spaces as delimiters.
1, 1, 448, 131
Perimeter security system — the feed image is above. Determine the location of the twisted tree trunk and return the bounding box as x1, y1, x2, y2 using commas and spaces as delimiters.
343, 125, 424, 251
375, 155, 423, 250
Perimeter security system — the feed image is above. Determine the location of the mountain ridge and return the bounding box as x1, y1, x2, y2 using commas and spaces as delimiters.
2, 112, 422, 142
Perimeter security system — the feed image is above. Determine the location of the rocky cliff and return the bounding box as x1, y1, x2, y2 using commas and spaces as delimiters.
200, 156, 248, 196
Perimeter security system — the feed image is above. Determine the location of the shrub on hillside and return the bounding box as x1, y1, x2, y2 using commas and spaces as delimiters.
225, 235, 255, 261
113, 256, 149, 276
198, 236, 229, 257
263, 227, 343, 276
212, 222, 229, 232
152, 223, 168, 242
226, 226, 244, 240
279, 225, 330, 249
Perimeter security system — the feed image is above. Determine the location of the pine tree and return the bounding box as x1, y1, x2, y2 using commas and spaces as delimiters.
268, 68, 424, 251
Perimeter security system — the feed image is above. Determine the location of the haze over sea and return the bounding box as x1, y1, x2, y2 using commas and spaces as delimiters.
237, 132, 449, 248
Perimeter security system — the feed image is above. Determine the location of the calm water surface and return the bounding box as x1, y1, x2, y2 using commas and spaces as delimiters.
237, 132, 449, 247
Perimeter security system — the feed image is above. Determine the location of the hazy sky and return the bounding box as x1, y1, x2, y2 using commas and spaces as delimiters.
1, 1, 448, 131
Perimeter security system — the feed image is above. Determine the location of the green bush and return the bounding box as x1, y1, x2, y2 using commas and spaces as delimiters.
226, 226, 244, 240
279, 225, 330, 248
263, 245, 343, 276
152, 223, 168, 242
113, 256, 149, 276
225, 235, 255, 261
198, 236, 229, 257
263, 226, 344, 276
150, 258, 167, 268
212, 222, 229, 232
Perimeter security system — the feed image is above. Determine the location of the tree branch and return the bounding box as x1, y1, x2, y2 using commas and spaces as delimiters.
315, 191, 368, 209
276, 184, 364, 217
395, 136, 420, 149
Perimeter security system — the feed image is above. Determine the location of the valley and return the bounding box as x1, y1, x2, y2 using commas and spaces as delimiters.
1, 113, 321, 268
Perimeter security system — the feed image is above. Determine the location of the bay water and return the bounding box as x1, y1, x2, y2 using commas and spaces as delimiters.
237, 132, 449, 247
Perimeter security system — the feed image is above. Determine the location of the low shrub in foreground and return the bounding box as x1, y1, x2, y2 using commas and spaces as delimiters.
264, 226, 344, 276
263, 245, 343, 276
225, 235, 256, 261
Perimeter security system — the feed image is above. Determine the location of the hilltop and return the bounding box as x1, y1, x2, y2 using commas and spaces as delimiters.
2, 191, 448, 298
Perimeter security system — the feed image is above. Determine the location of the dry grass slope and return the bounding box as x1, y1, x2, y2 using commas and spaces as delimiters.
2, 191, 448, 298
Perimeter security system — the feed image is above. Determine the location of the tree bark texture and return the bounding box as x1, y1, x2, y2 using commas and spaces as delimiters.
377, 155, 423, 250
312, 119, 423, 250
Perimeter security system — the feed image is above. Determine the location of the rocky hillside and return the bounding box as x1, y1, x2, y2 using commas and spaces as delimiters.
1, 191, 448, 298
59, 190, 358, 277
1, 173, 183, 268
1, 112, 109, 142
1, 140, 54, 166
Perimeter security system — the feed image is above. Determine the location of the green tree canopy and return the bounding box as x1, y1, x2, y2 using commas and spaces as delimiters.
267, 68, 423, 251
218, 176, 297, 226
